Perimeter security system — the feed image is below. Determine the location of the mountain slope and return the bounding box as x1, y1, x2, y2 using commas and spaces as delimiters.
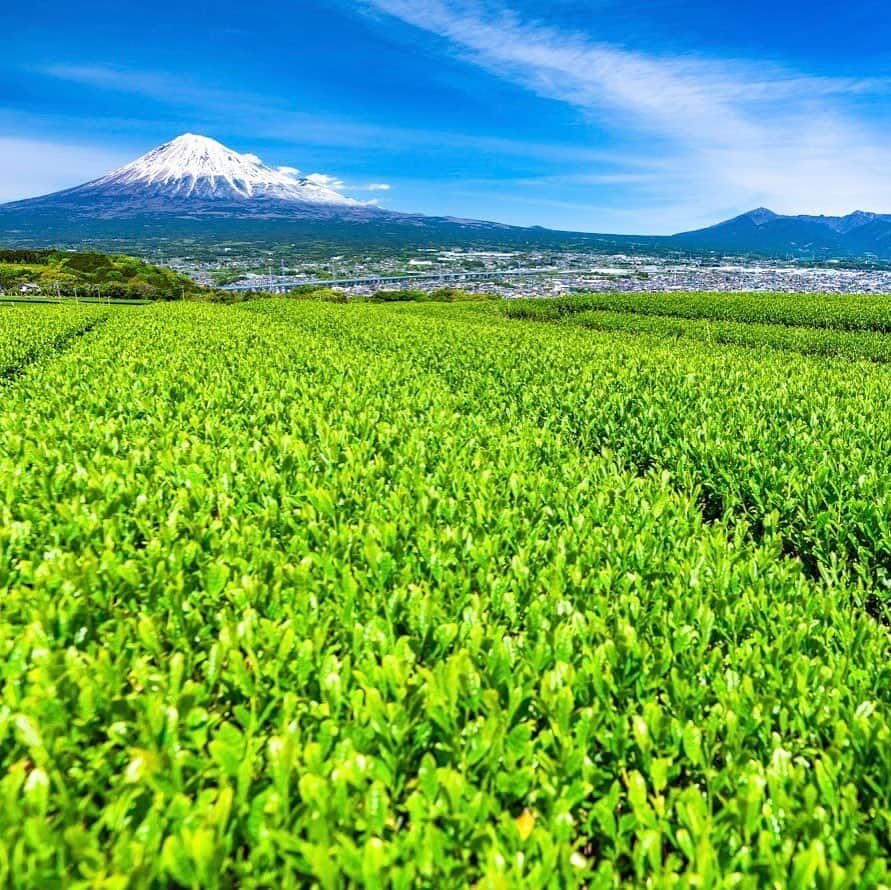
670, 208, 891, 258
0, 134, 376, 223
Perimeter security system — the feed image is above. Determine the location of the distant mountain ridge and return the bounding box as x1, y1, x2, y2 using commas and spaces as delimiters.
671, 208, 891, 258
3, 134, 891, 258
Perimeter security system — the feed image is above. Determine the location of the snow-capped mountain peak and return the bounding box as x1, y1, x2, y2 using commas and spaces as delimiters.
89, 133, 360, 206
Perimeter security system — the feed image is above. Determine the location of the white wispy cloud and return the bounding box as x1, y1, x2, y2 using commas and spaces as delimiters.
302, 172, 347, 191
367, 183, 391, 191
363, 0, 891, 218
36, 62, 657, 168
41, 64, 237, 109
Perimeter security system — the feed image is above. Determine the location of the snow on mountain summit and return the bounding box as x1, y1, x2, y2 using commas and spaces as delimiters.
90, 134, 360, 206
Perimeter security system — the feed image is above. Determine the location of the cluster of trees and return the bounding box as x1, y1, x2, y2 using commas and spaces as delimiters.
0, 249, 56, 264
0, 251, 204, 300
208, 285, 500, 306
368, 286, 498, 303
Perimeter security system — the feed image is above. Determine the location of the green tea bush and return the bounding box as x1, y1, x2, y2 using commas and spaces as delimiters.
0, 299, 888, 887
505, 290, 891, 332
566, 308, 891, 363
0, 303, 109, 379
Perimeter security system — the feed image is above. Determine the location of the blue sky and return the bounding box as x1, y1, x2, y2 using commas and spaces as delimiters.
2, 0, 890, 233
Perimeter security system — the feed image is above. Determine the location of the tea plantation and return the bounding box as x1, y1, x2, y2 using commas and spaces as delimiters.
0, 297, 889, 887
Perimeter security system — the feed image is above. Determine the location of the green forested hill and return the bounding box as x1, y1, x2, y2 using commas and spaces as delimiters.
0, 249, 203, 299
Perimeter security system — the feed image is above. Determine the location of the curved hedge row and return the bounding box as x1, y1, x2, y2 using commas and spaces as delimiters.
504, 290, 891, 332
0, 302, 110, 379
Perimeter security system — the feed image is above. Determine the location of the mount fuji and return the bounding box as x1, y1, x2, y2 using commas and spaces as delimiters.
77, 133, 364, 207
0, 133, 550, 249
